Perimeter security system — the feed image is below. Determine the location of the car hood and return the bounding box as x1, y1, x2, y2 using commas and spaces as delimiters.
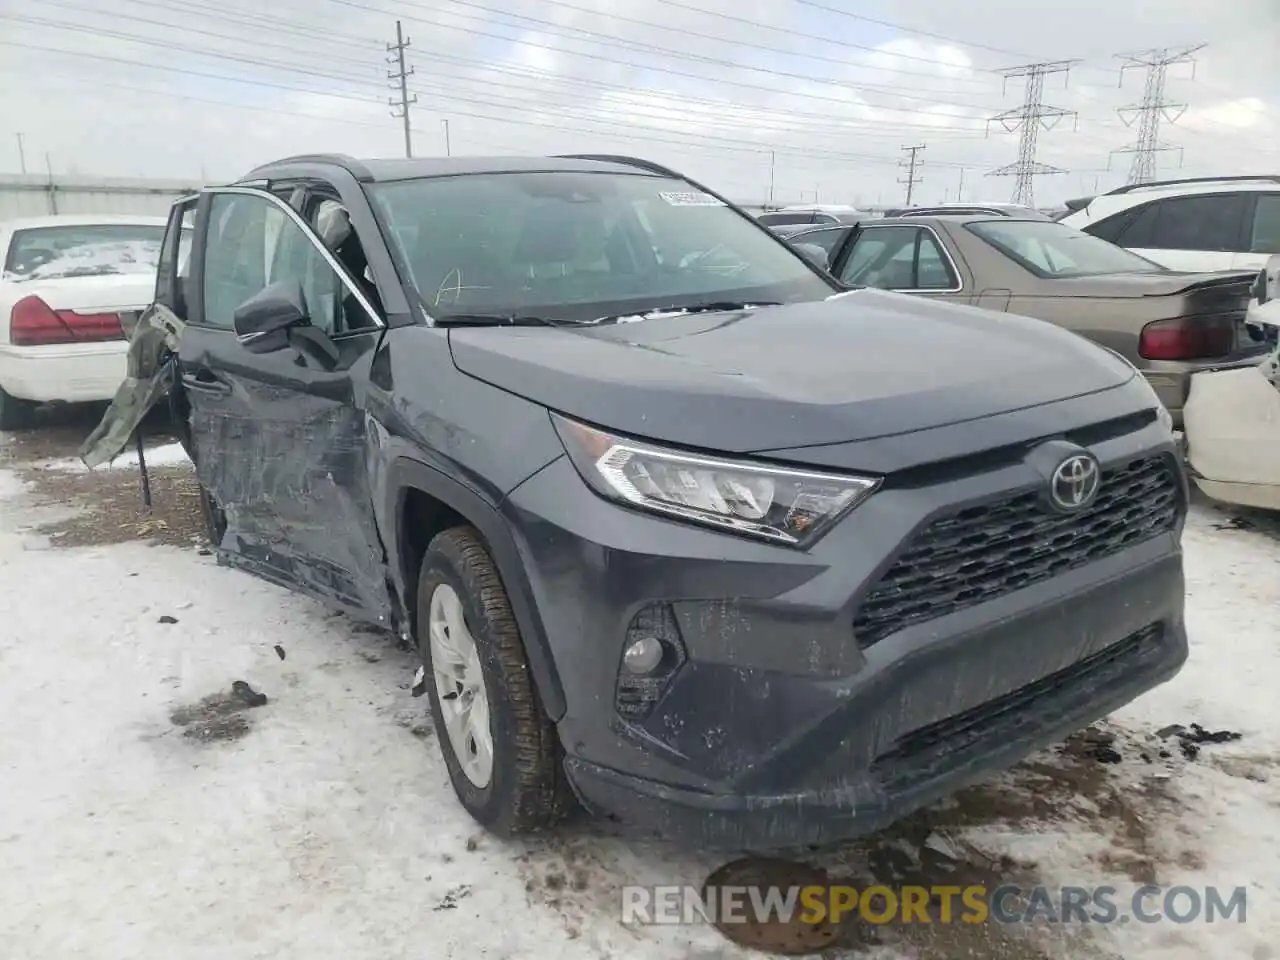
1047, 270, 1258, 298
448, 289, 1136, 453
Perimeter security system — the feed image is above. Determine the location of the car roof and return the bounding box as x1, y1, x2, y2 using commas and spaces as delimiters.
1062, 175, 1280, 221
0, 214, 169, 230
241, 153, 678, 183
869, 214, 1033, 228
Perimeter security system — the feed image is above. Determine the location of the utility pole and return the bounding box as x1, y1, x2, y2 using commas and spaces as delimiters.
442, 119, 451, 157
387, 20, 417, 159
957, 168, 966, 202
898, 145, 925, 206
768, 150, 775, 206
15, 133, 26, 174
986, 60, 1079, 206
1112, 45, 1204, 185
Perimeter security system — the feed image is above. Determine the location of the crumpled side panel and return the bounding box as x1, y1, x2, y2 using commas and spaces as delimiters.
192, 385, 392, 621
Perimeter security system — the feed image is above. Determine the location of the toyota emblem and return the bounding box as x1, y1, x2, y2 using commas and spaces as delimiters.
1050, 454, 1101, 512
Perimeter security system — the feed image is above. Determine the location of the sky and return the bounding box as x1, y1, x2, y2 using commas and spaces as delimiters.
0, 0, 1276, 207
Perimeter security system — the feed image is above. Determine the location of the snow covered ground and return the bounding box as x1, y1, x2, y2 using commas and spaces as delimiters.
0, 433, 1276, 960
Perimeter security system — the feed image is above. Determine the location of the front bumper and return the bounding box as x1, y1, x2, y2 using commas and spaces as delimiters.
502, 416, 1187, 850
0, 342, 128, 403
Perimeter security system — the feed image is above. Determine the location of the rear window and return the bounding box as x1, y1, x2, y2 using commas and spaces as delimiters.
966, 219, 1166, 278
3, 224, 167, 280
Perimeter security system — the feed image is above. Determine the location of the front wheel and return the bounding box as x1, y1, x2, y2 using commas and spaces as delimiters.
416, 526, 572, 835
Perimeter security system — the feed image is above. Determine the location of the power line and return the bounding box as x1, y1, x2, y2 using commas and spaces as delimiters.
322, 0, 1009, 115
0, 39, 970, 174
898, 145, 925, 205
1111, 45, 1205, 185
437, 0, 994, 83
986, 60, 1079, 206
387, 20, 417, 159
26, 0, 999, 144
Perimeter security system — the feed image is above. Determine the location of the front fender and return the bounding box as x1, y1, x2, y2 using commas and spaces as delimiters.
385, 455, 567, 721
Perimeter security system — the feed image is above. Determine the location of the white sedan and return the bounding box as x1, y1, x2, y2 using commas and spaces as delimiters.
0, 214, 170, 430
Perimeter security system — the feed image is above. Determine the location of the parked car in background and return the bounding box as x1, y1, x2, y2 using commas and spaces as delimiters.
882, 201, 1052, 220
1184, 253, 1280, 510
85, 154, 1187, 849
0, 214, 176, 429
1059, 175, 1280, 272
757, 203, 863, 234
786, 216, 1266, 424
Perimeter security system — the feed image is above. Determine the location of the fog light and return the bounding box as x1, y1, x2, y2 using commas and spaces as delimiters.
623, 636, 664, 675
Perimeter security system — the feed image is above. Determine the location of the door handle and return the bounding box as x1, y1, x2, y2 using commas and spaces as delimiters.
180, 369, 232, 396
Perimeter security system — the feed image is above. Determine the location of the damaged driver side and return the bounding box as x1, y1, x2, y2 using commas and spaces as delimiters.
83, 183, 394, 626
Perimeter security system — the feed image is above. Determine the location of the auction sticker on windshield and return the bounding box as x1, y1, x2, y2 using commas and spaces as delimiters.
659, 191, 725, 206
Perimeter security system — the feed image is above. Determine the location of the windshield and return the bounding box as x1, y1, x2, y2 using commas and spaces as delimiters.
367, 172, 835, 323
966, 219, 1164, 278
4, 224, 167, 281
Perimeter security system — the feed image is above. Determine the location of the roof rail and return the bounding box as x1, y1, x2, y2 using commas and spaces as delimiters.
553, 154, 683, 179
241, 153, 373, 181
1107, 175, 1280, 196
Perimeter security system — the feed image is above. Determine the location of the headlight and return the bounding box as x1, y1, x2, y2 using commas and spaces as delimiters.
552, 413, 880, 546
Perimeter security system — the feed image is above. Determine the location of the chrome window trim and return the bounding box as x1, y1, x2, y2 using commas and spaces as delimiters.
845, 223, 964, 294
200, 185, 385, 331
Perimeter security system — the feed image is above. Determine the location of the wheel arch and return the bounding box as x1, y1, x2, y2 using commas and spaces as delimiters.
387, 456, 566, 721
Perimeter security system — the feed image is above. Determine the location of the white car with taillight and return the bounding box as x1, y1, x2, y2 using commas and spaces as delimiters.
0, 215, 167, 429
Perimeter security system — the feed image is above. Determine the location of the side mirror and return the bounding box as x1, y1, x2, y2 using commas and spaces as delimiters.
795, 243, 830, 271
234, 280, 310, 354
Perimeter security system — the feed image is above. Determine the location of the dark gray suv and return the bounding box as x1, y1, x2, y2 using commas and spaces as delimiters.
85, 154, 1188, 849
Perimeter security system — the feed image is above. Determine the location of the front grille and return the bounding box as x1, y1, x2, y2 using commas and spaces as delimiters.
869, 622, 1166, 791
853, 456, 1180, 648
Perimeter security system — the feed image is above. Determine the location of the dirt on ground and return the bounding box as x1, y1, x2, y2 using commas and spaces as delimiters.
1, 405, 207, 549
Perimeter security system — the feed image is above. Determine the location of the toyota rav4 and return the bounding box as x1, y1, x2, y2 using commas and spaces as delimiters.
83, 154, 1189, 848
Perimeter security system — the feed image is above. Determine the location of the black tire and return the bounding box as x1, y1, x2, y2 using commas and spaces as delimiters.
0, 387, 35, 431
417, 525, 573, 836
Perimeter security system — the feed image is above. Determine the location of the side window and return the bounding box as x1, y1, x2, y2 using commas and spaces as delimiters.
1249, 194, 1280, 254
915, 230, 958, 290
1148, 193, 1248, 252
201, 192, 373, 334
796, 227, 849, 256
155, 200, 197, 319
1086, 205, 1143, 244
839, 226, 955, 290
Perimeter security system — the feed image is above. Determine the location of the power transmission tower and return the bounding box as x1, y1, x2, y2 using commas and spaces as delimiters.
387, 20, 417, 159
986, 60, 1079, 207
1111, 45, 1205, 185
898, 145, 925, 206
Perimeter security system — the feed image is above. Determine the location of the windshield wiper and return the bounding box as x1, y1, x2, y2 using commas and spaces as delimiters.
432, 312, 592, 328
597, 300, 781, 323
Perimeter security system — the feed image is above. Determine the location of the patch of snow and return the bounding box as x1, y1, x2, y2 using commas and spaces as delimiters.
33, 441, 190, 474
0, 468, 30, 500
4, 240, 161, 282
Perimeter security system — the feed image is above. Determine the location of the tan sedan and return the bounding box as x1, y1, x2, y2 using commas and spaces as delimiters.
788, 216, 1272, 425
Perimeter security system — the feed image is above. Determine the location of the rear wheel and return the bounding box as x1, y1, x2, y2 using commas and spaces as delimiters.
416, 526, 573, 835
0, 387, 36, 431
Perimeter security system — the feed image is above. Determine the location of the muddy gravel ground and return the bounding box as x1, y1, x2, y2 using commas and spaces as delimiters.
0, 405, 206, 549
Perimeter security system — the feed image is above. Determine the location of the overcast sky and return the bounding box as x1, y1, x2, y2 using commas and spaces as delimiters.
1, 0, 1276, 206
